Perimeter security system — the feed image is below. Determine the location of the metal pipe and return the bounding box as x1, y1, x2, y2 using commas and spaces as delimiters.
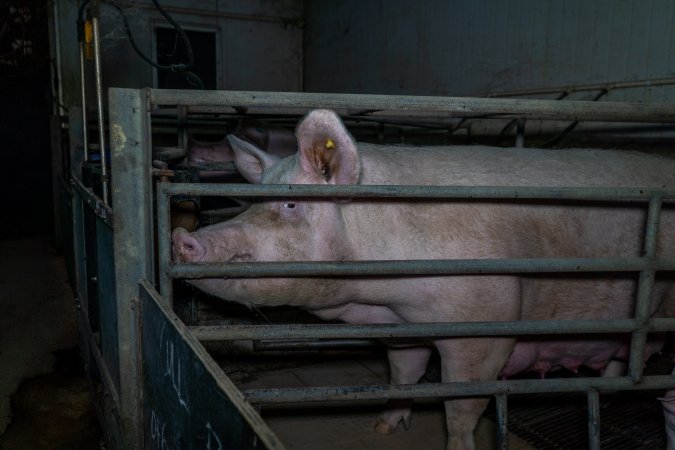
52, 0, 65, 116
148, 89, 675, 123
495, 394, 508, 450
79, 42, 89, 161
169, 256, 674, 279
159, 182, 675, 201
587, 389, 600, 450
484, 76, 675, 98
544, 89, 609, 148
628, 195, 662, 382
188, 318, 675, 341
242, 374, 675, 404
253, 339, 379, 351
92, 17, 109, 204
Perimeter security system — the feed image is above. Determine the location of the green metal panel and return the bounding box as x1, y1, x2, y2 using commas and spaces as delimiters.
140, 280, 284, 450
96, 218, 120, 390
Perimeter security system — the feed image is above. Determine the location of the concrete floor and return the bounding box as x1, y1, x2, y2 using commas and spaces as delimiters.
0, 237, 100, 449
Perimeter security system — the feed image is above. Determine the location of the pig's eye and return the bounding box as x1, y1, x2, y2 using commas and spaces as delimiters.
282, 202, 296, 209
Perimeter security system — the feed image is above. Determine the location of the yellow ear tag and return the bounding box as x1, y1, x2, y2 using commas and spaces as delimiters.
325, 138, 335, 150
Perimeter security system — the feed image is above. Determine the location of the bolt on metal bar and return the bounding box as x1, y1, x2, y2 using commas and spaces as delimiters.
587, 389, 601, 450
629, 195, 663, 382
495, 394, 508, 450
92, 17, 109, 204
169, 256, 675, 279
159, 181, 675, 201
188, 318, 675, 341
148, 89, 675, 123
242, 375, 675, 404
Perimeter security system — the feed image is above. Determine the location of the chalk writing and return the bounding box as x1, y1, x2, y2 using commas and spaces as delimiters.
150, 410, 170, 450
206, 422, 223, 450
159, 322, 189, 413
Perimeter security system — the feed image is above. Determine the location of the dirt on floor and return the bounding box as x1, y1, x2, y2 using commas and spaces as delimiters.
0, 237, 101, 450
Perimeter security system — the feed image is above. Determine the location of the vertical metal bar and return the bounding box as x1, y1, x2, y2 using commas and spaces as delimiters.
177, 105, 188, 154
92, 16, 109, 204
69, 107, 87, 305
157, 182, 173, 306
587, 389, 601, 450
495, 393, 508, 450
109, 88, 154, 449
628, 194, 662, 382
80, 42, 89, 161
515, 119, 525, 148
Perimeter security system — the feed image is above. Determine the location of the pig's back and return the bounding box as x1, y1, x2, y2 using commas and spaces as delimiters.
357, 144, 675, 188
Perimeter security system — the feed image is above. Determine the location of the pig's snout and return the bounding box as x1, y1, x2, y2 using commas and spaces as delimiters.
172, 227, 206, 262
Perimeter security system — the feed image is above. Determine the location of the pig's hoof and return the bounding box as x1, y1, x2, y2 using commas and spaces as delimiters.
374, 419, 396, 435
373, 410, 411, 434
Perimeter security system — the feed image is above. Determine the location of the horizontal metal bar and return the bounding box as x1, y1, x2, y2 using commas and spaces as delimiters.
147, 89, 675, 123
242, 374, 675, 404
71, 177, 114, 228
159, 182, 675, 201
189, 318, 675, 341
253, 339, 379, 351
170, 257, 675, 279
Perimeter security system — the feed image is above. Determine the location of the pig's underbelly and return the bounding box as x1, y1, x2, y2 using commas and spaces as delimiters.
500, 337, 662, 378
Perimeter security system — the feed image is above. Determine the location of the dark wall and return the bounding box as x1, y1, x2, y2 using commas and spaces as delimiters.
0, 1, 53, 239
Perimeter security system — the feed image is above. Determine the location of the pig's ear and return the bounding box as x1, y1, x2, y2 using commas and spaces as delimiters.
227, 134, 281, 184
296, 110, 360, 185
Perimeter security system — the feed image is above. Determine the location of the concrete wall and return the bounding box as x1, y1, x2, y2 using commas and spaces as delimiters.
303, 0, 675, 102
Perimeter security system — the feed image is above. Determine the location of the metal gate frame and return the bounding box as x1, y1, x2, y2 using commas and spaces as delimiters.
107, 87, 675, 449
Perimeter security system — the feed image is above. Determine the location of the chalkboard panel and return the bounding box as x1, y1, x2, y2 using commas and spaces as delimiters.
140, 281, 284, 450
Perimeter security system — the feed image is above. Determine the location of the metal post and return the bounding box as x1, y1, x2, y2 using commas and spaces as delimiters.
109, 88, 154, 449
80, 42, 89, 161
628, 195, 662, 382
495, 394, 508, 450
157, 182, 173, 306
587, 389, 601, 450
92, 15, 109, 204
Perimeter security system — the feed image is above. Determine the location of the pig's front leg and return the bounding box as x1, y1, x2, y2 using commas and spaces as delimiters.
374, 345, 433, 434
436, 337, 515, 450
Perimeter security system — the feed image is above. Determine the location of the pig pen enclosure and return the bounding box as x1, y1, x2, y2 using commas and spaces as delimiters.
63, 86, 675, 450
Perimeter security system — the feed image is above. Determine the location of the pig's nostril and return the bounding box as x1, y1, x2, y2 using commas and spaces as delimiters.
172, 227, 206, 262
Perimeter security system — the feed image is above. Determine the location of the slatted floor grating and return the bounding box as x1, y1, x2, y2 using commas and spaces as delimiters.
485, 391, 667, 449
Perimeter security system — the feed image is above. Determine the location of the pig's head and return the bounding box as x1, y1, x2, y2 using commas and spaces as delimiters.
172, 110, 360, 307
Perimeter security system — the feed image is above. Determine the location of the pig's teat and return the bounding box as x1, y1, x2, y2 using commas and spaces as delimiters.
172, 227, 206, 262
